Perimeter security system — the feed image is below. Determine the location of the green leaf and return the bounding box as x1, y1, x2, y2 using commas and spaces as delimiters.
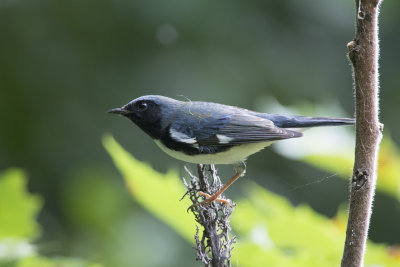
0, 169, 103, 267
0, 169, 42, 240
303, 136, 400, 200
231, 183, 400, 267
102, 134, 196, 243
16, 256, 103, 267
231, 183, 343, 266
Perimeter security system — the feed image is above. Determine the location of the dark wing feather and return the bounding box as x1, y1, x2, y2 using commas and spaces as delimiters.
193, 113, 302, 146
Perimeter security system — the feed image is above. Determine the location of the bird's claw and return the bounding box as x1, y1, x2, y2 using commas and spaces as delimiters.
187, 191, 230, 212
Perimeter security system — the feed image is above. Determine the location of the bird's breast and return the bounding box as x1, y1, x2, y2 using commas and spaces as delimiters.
153, 140, 272, 164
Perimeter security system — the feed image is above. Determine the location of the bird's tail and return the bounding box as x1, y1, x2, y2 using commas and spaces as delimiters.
262, 114, 355, 128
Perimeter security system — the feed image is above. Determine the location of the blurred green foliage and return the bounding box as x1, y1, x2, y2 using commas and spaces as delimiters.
304, 136, 400, 201
16, 256, 102, 267
0, 169, 41, 240
0, 169, 102, 267
103, 134, 195, 242
104, 136, 400, 266
232, 184, 399, 267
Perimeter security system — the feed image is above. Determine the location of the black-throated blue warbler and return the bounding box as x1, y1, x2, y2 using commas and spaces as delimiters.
108, 95, 354, 207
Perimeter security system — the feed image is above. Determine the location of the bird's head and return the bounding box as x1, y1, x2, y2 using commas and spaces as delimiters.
107, 95, 181, 139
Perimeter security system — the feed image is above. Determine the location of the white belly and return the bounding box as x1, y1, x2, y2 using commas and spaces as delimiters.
154, 140, 272, 164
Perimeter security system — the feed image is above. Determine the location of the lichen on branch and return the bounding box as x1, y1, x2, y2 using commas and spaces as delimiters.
183, 164, 236, 267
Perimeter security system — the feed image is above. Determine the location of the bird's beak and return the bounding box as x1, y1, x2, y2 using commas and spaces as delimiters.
107, 107, 133, 115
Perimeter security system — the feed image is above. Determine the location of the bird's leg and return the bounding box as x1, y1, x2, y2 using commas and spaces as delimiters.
190, 161, 246, 208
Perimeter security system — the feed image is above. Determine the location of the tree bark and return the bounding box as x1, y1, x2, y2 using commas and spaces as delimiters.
341, 0, 383, 266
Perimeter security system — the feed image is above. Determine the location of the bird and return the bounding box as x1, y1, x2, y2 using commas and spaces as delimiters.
108, 95, 355, 207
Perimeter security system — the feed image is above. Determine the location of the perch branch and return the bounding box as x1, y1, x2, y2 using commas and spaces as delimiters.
183, 164, 236, 267
341, 0, 383, 266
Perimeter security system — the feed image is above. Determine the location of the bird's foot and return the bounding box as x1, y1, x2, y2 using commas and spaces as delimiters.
187, 162, 245, 212
187, 192, 230, 211
198, 192, 231, 206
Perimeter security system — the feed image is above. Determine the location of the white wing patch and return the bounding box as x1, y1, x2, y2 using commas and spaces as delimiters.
170, 128, 197, 144
216, 134, 234, 144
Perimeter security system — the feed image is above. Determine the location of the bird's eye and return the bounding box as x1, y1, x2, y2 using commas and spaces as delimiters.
136, 102, 148, 111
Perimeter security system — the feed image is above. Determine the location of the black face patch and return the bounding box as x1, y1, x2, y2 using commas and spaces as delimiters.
124, 100, 163, 139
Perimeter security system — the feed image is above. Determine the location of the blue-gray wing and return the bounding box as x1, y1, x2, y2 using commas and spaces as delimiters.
170, 113, 302, 146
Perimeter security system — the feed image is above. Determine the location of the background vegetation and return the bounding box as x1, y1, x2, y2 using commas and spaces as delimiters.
1, 0, 399, 266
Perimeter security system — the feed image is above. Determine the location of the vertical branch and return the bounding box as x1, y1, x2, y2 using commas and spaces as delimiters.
183, 164, 236, 267
342, 0, 383, 266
